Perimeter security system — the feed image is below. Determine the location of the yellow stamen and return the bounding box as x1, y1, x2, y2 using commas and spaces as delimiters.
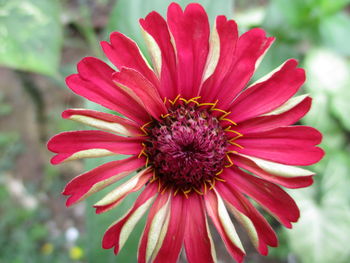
193, 187, 204, 195
161, 113, 170, 118
169, 94, 181, 105
229, 141, 244, 149
215, 177, 226, 182
222, 118, 237, 126
216, 169, 223, 175
140, 121, 152, 135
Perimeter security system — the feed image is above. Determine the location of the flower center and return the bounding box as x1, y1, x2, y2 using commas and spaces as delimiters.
145, 103, 228, 192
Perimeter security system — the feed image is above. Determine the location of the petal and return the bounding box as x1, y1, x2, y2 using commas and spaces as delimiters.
102, 183, 158, 254
167, 3, 210, 98
234, 126, 324, 165
93, 168, 153, 214
48, 130, 143, 164
200, 16, 238, 101
234, 154, 314, 188
216, 28, 275, 110
153, 194, 188, 263
216, 181, 277, 255
66, 57, 150, 124
184, 194, 216, 263
204, 190, 245, 263
138, 192, 171, 263
62, 109, 142, 136
62, 156, 144, 206
140, 11, 178, 99
235, 95, 311, 134
227, 59, 305, 123
101, 32, 159, 87
112, 68, 167, 120
223, 167, 300, 228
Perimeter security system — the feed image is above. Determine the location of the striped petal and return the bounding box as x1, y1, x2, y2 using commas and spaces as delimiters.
101, 32, 159, 88
48, 130, 143, 164
167, 2, 210, 98
93, 168, 153, 214
62, 109, 142, 136
102, 183, 158, 254
204, 190, 245, 263
62, 156, 144, 206
138, 192, 171, 263
184, 194, 216, 263
223, 167, 300, 228
140, 11, 178, 99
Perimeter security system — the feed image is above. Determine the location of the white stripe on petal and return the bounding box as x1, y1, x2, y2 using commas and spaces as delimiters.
216, 190, 245, 252
238, 153, 314, 178
146, 196, 171, 262
119, 196, 156, 250
141, 28, 162, 77
151, 207, 171, 261
64, 149, 116, 163
262, 94, 309, 116
203, 20, 221, 82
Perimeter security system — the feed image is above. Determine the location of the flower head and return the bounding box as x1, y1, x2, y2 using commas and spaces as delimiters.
48, 3, 324, 263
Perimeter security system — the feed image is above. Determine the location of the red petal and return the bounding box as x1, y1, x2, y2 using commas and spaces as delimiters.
200, 16, 238, 102
223, 167, 300, 228
228, 59, 305, 123
102, 183, 158, 254
235, 126, 324, 165
140, 11, 178, 99
48, 130, 143, 164
112, 68, 167, 120
216, 181, 278, 255
184, 194, 216, 263
234, 154, 314, 188
167, 3, 210, 98
235, 96, 312, 134
204, 190, 245, 263
153, 194, 187, 263
101, 32, 159, 88
217, 28, 275, 110
62, 156, 144, 206
66, 57, 150, 125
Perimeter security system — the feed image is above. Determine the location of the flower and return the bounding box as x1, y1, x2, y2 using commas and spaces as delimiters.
48, 3, 324, 263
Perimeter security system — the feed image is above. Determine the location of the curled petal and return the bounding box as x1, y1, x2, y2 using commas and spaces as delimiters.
62, 109, 142, 136
62, 156, 145, 206
48, 130, 143, 164
102, 183, 158, 254
204, 190, 245, 263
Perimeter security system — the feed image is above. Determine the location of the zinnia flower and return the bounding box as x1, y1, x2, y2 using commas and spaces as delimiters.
48, 3, 324, 263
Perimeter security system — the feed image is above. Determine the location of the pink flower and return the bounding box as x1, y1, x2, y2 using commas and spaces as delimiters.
48, 3, 324, 263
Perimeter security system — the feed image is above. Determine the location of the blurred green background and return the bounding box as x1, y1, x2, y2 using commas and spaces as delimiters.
1, 0, 350, 262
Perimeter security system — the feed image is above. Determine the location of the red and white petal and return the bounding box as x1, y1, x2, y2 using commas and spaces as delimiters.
184, 194, 216, 263
217, 28, 275, 110
138, 192, 171, 263
234, 154, 314, 188
223, 167, 300, 228
62, 109, 142, 136
112, 68, 167, 120
62, 156, 144, 206
101, 32, 159, 88
48, 130, 143, 165
216, 180, 278, 255
235, 95, 311, 134
227, 59, 305, 123
167, 3, 210, 98
102, 183, 158, 254
200, 16, 238, 101
93, 168, 153, 214
140, 11, 178, 99
234, 126, 324, 165
153, 194, 188, 263
204, 190, 245, 263
66, 58, 150, 124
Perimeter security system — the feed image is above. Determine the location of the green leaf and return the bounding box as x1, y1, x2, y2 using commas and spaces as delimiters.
0, 0, 62, 76
319, 12, 350, 56
286, 153, 350, 263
